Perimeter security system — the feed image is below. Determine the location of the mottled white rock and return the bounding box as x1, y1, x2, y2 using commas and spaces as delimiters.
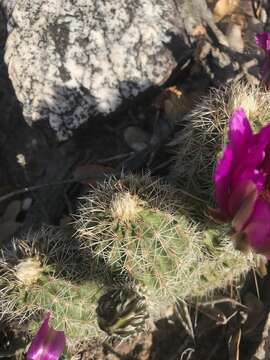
3, 0, 184, 140
0, 0, 16, 18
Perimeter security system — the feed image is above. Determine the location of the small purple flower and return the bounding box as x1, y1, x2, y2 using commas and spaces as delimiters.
214, 108, 270, 257
256, 32, 270, 89
27, 313, 65, 360
256, 32, 270, 52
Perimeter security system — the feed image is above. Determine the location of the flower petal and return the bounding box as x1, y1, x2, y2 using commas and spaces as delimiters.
214, 144, 233, 216
230, 153, 266, 192
261, 58, 270, 90
231, 182, 258, 232
256, 33, 270, 88
256, 122, 270, 145
258, 124, 270, 174
256, 32, 270, 52
27, 314, 65, 360
228, 108, 253, 164
231, 123, 270, 192
229, 180, 259, 219
244, 199, 270, 254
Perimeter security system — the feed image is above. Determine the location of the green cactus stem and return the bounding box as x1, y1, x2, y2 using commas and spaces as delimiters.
75, 174, 252, 319
0, 227, 104, 349
170, 81, 270, 201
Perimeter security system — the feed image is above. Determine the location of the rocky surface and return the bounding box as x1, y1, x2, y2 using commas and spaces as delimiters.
2, 0, 187, 140
0, 0, 16, 19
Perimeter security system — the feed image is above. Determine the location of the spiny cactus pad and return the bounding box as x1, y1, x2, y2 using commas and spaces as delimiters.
170, 81, 270, 201
75, 175, 251, 317
0, 227, 105, 347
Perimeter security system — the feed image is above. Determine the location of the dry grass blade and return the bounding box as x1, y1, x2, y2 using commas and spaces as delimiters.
228, 328, 241, 360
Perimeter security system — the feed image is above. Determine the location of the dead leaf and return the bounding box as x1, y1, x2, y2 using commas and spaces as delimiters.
153, 86, 182, 110
166, 86, 182, 98
226, 23, 244, 53
213, 0, 240, 22
164, 93, 192, 125
124, 126, 150, 152
192, 25, 207, 37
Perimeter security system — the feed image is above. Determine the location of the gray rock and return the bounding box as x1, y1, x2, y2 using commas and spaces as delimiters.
3, 0, 186, 140
1, 1, 16, 19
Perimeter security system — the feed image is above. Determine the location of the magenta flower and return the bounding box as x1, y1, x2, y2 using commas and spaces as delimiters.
214, 107, 270, 256
27, 313, 65, 360
256, 32, 270, 89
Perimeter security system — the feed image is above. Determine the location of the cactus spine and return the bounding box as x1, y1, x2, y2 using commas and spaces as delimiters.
75, 174, 251, 319
0, 227, 105, 350
170, 81, 270, 201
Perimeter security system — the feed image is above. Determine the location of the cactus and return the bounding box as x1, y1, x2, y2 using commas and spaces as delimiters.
0, 226, 106, 350
194, 226, 254, 298
0, 173, 253, 344
0, 225, 153, 344
75, 174, 252, 320
97, 286, 149, 336
169, 81, 270, 202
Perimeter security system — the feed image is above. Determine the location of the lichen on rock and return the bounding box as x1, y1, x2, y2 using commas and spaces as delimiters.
0, 0, 16, 19
3, 0, 184, 140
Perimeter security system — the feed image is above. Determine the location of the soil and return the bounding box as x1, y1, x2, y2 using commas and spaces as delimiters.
1, 1, 270, 359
